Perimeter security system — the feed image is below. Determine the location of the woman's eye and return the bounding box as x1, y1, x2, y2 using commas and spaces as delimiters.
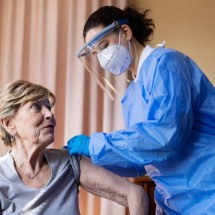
98, 42, 109, 51
31, 103, 41, 111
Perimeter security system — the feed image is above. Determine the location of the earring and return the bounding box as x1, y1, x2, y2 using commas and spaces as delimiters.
10, 134, 14, 141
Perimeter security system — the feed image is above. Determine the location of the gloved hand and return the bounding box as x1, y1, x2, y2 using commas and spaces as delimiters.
67, 134, 90, 157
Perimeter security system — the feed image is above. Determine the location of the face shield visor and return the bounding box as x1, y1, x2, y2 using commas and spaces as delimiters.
77, 19, 133, 101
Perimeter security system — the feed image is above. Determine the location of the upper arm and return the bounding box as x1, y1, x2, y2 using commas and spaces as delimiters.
79, 156, 129, 205
79, 156, 148, 213
144, 51, 194, 144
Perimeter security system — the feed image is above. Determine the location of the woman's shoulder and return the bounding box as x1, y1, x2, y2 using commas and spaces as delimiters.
44, 148, 81, 182
44, 148, 80, 170
151, 47, 183, 59
0, 153, 8, 162
0, 152, 12, 166
44, 148, 70, 164
44, 147, 68, 156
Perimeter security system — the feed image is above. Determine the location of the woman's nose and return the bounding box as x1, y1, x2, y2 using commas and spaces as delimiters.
43, 107, 54, 119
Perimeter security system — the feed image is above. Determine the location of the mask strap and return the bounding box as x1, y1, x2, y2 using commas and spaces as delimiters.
118, 29, 132, 60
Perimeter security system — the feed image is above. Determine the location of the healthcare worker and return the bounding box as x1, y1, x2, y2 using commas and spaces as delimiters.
67, 6, 215, 214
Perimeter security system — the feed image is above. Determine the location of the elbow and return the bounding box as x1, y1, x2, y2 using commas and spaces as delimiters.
127, 185, 149, 215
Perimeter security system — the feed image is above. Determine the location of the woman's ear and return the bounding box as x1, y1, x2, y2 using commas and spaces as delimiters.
1, 118, 15, 135
121, 24, 132, 41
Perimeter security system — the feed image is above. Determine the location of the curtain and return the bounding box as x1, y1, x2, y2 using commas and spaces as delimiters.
0, 0, 129, 214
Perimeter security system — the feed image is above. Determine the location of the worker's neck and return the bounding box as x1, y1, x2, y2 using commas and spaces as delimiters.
129, 39, 144, 76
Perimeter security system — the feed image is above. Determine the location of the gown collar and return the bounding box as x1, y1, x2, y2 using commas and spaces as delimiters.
134, 45, 155, 83
133, 40, 166, 82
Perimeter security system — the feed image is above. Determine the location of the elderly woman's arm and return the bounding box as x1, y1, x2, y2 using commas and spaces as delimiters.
79, 156, 149, 215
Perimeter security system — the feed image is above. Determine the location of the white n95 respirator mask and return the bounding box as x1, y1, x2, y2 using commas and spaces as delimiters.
97, 42, 131, 76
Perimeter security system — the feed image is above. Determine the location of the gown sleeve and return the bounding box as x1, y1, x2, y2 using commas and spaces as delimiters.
89, 50, 195, 177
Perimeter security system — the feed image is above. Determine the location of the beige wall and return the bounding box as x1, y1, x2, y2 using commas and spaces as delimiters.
129, 0, 215, 84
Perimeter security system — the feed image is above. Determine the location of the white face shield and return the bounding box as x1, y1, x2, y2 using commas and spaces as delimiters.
77, 19, 133, 101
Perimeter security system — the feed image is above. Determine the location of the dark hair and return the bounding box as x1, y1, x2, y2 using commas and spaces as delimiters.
83, 6, 155, 45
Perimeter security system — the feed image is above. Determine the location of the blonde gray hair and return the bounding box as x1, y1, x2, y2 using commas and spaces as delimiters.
0, 80, 56, 146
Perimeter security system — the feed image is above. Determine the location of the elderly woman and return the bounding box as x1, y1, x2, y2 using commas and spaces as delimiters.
0, 80, 148, 215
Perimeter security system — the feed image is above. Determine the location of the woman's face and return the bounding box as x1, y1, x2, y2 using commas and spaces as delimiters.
11, 99, 56, 147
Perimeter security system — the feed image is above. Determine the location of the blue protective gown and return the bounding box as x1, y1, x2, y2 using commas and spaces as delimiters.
89, 46, 215, 214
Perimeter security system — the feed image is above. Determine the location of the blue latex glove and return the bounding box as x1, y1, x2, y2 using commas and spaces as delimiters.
67, 134, 90, 157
